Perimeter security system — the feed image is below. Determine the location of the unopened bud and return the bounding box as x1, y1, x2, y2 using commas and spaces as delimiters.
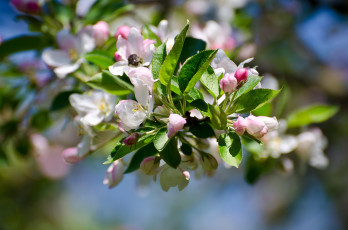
235, 68, 248, 83
62, 147, 83, 164
11, 0, 41, 14
103, 160, 124, 188
140, 156, 160, 175
115, 25, 131, 40
201, 153, 218, 171
233, 116, 246, 136
114, 52, 123, 61
93, 21, 109, 47
123, 133, 140, 146
167, 114, 186, 138
219, 73, 237, 94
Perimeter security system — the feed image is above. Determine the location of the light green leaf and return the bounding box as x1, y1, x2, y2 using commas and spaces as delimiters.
235, 76, 262, 99
287, 104, 339, 128
234, 89, 281, 113
151, 42, 167, 80
159, 138, 181, 168
208, 105, 227, 130
178, 50, 218, 93
200, 66, 219, 99
84, 51, 114, 69
87, 70, 133, 95
159, 23, 189, 85
154, 127, 170, 151
218, 132, 242, 168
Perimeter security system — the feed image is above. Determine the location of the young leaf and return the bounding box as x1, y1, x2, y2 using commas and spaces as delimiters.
124, 143, 157, 173
189, 122, 215, 138
159, 23, 189, 85
142, 24, 162, 46
154, 127, 170, 151
234, 89, 281, 113
287, 104, 339, 128
84, 51, 114, 69
159, 138, 181, 168
178, 50, 218, 93
200, 66, 219, 99
218, 132, 242, 168
235, 76, 262, 99
208, 105, 227, 130
110, 133, 156, 161
152, 42, 167, 80
87, 70, 133, 95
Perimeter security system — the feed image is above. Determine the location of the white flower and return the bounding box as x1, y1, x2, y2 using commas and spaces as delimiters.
69, 91, 116, 126
103, 160, 125, 188
42, 29, 95, 78
296, 128, 329, 169
109, 28, 156, 76
150, 20, 178, 53
159, 165, 190, 192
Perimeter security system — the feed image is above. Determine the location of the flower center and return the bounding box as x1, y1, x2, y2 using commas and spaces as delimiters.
128, 54, 142, 66
132, 102, 142, 113
69, 49, 78, 61
99, 99, 107, 113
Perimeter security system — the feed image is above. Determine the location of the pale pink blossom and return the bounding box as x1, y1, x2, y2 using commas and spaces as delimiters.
245, 115, 268, 139
92, 21, 109, 47
62, 147, 84, 164
115, 25, 131, 39
123, 133, 140, 146
233, 116, 247, 136
140, 156, 160, 175
167, 114, 186, 138
159, 165, 190, 191
103, 160, 125, 188
219, 73, 237, 94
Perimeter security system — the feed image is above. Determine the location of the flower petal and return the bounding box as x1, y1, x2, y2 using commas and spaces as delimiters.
54, 60, 81, 78
42, 49, 71, 67
109, 61, 131, 76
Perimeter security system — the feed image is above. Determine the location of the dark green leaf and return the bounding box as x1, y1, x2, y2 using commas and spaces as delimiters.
124, 143, 157, 173
189, 122, 215, 138
31, 110, 52, 131
160, 138, 181, 168
245, 156, 275, 184
234, 89, 281, 113
159, 23, 189, 85
287, 104, 339, 128
218, 132, 242, 168
88, 70, 133, 95
190, 99, 208, 112
178, 37, 206, 65
180, 143, 192, 155
154, 127, 170, 151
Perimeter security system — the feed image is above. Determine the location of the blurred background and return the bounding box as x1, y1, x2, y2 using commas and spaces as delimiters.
1, 0, 348, 229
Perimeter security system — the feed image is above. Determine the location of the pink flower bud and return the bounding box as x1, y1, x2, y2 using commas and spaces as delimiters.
62, 147, 84, 164
93, 21, 109, 47
11, 0, 41, 14
167, 114, 186, 138
233, 116, 246, 136
235, 68, 248, 83
103, 160, 124, 189
114, 52, 123, 62
123, 133, 140, 146
140, 156, 160, 175
245, 115, 268, 139
115, 25, 131, 40
219, 73, 237, 94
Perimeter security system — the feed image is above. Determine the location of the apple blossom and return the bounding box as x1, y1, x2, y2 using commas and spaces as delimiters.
159, 165, 190, 191
109, 28, 156, 76
140, 156, 160, 175
42, 29, 95, 78
123, 133, 140, 146
92, 21, 110, 47
115, 25, 131, 40
234, 68, 248, 83
219, 73, 238, 94
103, 160, 125, 188
244, 115, 269, 139
233, 116, 247, 136
62, 147, 84, 164
69, 91, 116, 126
200, 153, 218, 171
167, 114, 187, 138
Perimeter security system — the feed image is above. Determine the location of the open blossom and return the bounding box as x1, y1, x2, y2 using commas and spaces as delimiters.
11, 0, 42, 14
211, 49, 259, 81
167, 114, 186, 138
69, 91, 116, 126
109, 27, 156, 76
234, 115, 278, 139
159, 165, 190, 191
191, 21, 235, 51
296, 128, 329, 169
115, 69, 154, 131
150, 20, 178, 53
140, 156, 160, 175
42, 29, 95, 78
103, 160, 125, 188
219, 73, 237, 94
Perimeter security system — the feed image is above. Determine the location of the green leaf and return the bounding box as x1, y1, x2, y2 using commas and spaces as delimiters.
159, 138, 181, 168
287, 104, 339, 128
109, 133, 156, 162
190, 99, 208, 112
142, 25, 162, 46
235, 76, 262, 99
180, 143, 192, 155
31, 110, 52, 131
200, 66, 219, 99
159, 23, 189, 85
124, 143, 157, 173
208, 105, 227, 130
84, 51, 114, 69
187, 88, 203, 102
234, 89, 281, 113
218, 132, 242, 168
245, 156, 275, 184
87, 70, 133, 95
50, 90, 81, 111
178, 50, 218, 93
152, 42, 167, 80
189, 122, 215, 138
154, 127, 170, 151
0, 35, 50, 58
252, 103, 272, 116
178, 37, 207, 65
